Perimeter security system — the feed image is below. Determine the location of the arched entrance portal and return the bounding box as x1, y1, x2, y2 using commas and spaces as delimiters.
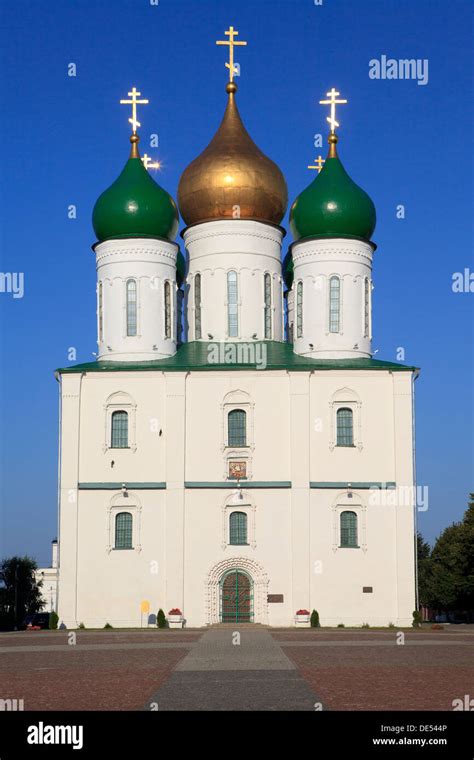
206, 558, 268, 625
220, 570, 253, 623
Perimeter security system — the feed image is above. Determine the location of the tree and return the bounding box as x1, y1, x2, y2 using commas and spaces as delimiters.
422, 494, 474, 615
457, 492, 474, 612
416, 533, 431, 607
310, 609, 320, 628
424, 523, 464, 610
157, 608, 166, 629
0, 556, 44, 629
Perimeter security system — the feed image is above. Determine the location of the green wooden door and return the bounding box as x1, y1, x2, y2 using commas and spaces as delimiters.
220, 570, 253, 623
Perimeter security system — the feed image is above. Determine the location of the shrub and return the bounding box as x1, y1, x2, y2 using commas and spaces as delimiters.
78, 622, 85, 629
157, 609, 166, 628
310, 610, 320, 628
296, 609, 310, 615
412, 610, 422, 628
388, 622, 395, 628
361, 622, 370, 629
104, 622, 113, 629
168, 608, 182, 616
49, 611, 59, 630
337, 623, 345, 628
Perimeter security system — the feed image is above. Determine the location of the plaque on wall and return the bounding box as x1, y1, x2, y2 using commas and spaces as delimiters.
229, 461, 247, 480
362, 586, 373, 593
267, 594, 284, 603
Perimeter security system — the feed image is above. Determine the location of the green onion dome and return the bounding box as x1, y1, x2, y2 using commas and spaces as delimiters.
290, 135, 376, 242
282, 250, 293, 289
93, 135, 179, 243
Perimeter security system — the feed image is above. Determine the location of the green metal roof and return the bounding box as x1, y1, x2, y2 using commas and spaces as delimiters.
57, 341, 418, 374
290, 146, 376, 242
92, 152, 179, 243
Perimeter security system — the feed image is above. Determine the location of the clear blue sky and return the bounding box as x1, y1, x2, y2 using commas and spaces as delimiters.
0, 0, 472, 565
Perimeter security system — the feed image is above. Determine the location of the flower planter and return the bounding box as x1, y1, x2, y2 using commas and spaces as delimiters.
168, 611, 184, 629
294, 612, 311, 628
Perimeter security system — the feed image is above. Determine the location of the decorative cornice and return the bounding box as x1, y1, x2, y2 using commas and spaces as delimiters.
96, 248, 178, 267
94, 237, 179, 255
310, 482, 396, 489
185, 481, 291, 489
79, 482, 166, 490
183, 221, 284, 247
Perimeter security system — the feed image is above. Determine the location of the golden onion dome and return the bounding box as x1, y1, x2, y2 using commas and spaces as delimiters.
178, 82, 288, 227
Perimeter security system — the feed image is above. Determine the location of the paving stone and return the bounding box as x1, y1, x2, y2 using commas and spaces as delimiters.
175, 629, 294, 671
143, 629, 323, 711
145, 670, 322, 711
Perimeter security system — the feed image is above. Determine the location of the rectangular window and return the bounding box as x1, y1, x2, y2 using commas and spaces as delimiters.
264, 273, 272, 339
115, 512, 133, 549
98, 282, 103, 342
228, 409, 246, 447
336, 407, 353, 446
164, 281, 172, 339
111, 411, 128, 448
227, 271, 238, 337
229, 511, 248, 545
364, 278, 370, 338
194, 274, 202, 339
329, 277, 340, 333
296, 281, 303, 338
340, 511, 358, 547
126, 280, 137, 337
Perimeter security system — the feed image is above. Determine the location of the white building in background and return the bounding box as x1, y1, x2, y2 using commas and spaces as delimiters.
55, 72, 419, 629
36, 540, 58, 613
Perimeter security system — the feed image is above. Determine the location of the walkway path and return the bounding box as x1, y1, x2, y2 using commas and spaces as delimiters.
144, 628, 322, 711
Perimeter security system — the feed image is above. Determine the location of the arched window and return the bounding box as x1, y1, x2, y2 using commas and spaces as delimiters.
126, 279, 137, 337
194, 273, 202, 339
296, 281, 303, 338
229, 511, 248, 545
364, 278, 370, 338
164, 281, 172, 339
228, 409, 246, 447
98, 281, 103, 342
227, 271, 238, 337
115, 512, 133, 549
340, 510, 358, 548
111, 410, 128, 448
329, 276, 341, 333
336, 407, 353, 446
264, 273, 272, 339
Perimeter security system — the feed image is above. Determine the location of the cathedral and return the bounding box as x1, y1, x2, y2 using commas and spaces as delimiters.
56, 29, 418, 629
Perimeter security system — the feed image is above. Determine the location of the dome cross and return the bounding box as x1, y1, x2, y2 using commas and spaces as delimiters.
141, 154, 161, 170
319, 87, 347, 134
216, 26, 247, 82
308, 155, 325, 173
120, 87, 149, 135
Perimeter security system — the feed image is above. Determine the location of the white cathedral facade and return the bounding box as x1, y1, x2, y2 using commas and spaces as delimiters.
55, 71, 418, 628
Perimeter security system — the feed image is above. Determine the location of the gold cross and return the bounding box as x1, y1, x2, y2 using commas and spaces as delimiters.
141, 154, 161, 170
120, 87, 149, 134
216, 26, 247, 82
308, 155, 325, 172
319, 87, 347, 133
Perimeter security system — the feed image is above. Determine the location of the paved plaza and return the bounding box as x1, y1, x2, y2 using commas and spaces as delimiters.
0, 626, 473, 711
